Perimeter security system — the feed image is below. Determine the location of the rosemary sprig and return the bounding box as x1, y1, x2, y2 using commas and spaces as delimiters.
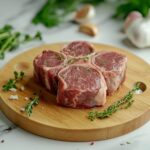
2, 71, 25, 91
88, 83, 140, 121
25, 95, 40, 117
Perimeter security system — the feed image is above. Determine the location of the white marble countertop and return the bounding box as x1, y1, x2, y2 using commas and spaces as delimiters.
0, 0, 150, 149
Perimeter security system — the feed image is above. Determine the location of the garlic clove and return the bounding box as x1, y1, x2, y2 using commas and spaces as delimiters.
79, 23, 98, 36
74, 4, 95, 24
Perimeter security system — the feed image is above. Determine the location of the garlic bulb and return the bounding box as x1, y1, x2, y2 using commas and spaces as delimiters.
124, 11, 143, 32
125, 11, 150, 48
74, 4, 95, 24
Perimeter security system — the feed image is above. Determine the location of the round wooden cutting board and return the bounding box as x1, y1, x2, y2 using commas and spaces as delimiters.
0, 43, 150, 142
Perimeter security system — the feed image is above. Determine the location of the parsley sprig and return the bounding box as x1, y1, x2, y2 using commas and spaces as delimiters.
2, 71, 25, 91
88, 82, 140, 121
25, 95, 40, 116
114, 0, 150, 19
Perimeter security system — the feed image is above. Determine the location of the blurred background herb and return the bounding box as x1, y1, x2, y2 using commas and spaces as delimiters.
1, 0, 150, 58
114, 0, 150, 19
0, 25, 42, 59
32, 0, 150, 28
32, 0, 105, 27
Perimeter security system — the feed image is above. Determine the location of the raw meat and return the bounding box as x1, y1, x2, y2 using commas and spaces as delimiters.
33, 41, 128, 109
61, 41, 94, 57
92, 51, 127, 95
56, 64, 107, 108
33, 50, 67, 94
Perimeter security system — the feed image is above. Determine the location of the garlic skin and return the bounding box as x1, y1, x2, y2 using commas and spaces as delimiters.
74, 5, 95, 24
124, 11, 143, 32
125, 12, 150, 48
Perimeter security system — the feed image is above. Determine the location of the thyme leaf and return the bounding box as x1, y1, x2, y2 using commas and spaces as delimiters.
25, 95, 40, 117
22, 31, 42, 43
2, 71, 25, 91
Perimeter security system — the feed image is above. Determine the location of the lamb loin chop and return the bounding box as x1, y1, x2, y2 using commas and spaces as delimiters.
92, 51, 127, 95
33, 50, 67, 94
56, 64, 107, 108
61, 41, 94, 57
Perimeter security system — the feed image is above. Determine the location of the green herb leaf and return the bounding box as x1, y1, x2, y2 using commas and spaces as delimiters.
14, 71, 24, 81
23, 31, 42, 43
0, 25, 13, 34
0, 25, 42, 59
88, 83, 140, 121
25, 95, 40, 116
34, 31, 42, 40
2, 79, 17, 91
32, 0, 104, 28
114, 0, 150, 19
2, 71, 25, 91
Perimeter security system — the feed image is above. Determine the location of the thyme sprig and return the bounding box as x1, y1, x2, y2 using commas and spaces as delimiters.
67, 55, 90, 64
2, 71, 25, 91
25, 95, 40, 117
88, 83, 140, 121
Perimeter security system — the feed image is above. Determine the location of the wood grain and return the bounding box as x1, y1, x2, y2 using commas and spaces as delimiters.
0, 43, 150, 141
